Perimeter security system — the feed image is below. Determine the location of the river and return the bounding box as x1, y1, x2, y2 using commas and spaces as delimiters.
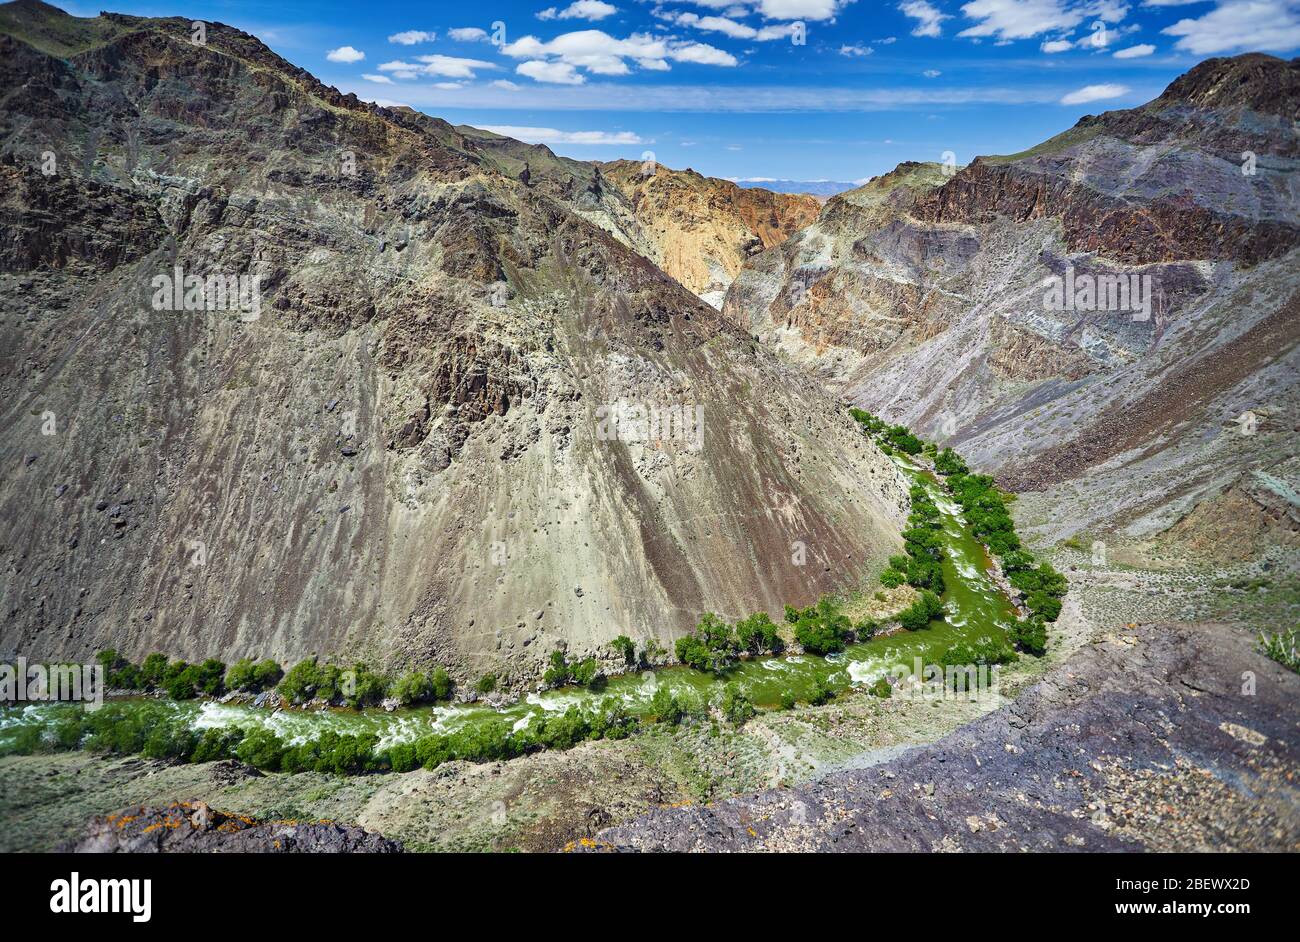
1, 456, 1020, 751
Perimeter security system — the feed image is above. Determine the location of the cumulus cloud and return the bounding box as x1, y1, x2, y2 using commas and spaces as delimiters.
448, 27, 489, 42
900, 1, 951, 37
491, 79, 521, 89
1162, 0, 1300, 54
1041, 38, 1074, 51
661, 11, 800, 40
757, 0, 850, 19
960, 0, 1132, 42
840, 43, 873, 55
1112, 42, 1154, 56
377, 55, 499, 79
388, 30, 435, 45
503, 29, 736, 81
537, 1, 620, 20
326, 46, 365, 63
923, 68, 942, 76
517, 60, 588, 83
477, 124, 643, 144
362, 73, 393, 83
1060, 82, 1128, 104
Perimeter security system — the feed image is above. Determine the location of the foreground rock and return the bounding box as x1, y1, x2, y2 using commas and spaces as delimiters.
61, 801, 402, 853
590, 623, 1299, 852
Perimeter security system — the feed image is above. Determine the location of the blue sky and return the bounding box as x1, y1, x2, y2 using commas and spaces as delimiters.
58, 1, 1300, 182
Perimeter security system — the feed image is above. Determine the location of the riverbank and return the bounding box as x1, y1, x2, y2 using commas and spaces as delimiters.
589, 621, 1300, 852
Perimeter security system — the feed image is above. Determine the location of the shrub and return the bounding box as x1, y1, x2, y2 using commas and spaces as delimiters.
789, 597, 851, 655
880, 567, 905, 589
676, 612, 739, 674
808, 678, 835, 706
191, 727, 245, 763
898, 590, 944, 631
391, 670, 436, 706
140, 653, 169, 689
1026, 590, 1062, 622
343, 664, 388, 709
939, 636, 1018, 669
649, 687, 684, 725
735, 612, 783, 655
543, 649, 573, 687
1012, 618, 1048, 657
870, 677, 892, 699
142, 721, 198, 761
571, 658, 601, 688
226, 658, 282, 692
720, 685, 756, 726
475, 673, 498, 695
611, 635, 636, 665
933, 447, 969, 476
235, 728, 287, 771
779, 690, 796, 710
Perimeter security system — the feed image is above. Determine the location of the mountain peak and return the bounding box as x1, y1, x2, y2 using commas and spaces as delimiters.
1154, 52, 1299, 116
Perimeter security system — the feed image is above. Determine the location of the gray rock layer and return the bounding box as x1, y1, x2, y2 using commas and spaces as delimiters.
592, 623, 1300, 852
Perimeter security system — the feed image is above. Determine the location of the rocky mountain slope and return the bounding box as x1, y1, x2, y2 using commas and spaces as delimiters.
0, 1, 908, 682
724, 55, 1300, 561
598, 160, 820, 307
594, 621, 1300, 852
446, 128, 820, 308
61, 800, 403, 852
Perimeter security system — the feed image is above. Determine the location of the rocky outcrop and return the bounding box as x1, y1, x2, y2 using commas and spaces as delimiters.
0, 3, 908, 684
590, 622, 1300, 852
599, 159, 820, 307
723, 56, 1300, 556
61, 800, 403, 852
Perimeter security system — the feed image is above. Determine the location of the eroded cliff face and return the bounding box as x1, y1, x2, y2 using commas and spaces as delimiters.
724, 55, 1300, 554
599, 159, 821, 307
0, 3, 909, 682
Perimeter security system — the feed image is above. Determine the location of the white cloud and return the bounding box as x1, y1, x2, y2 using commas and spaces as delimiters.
1060, 82, 1128, 104
923, 68, 942, 76
1162, 0, 1300, 54
958, 0, 1132, 42
476, 124, 643, 144
377, 56, 498, 79
1112, 42, 1155, 56
900, 1, 951, 37
673, 42, 740, 64
663, 12, 799, 40
502, 29, 736, 80
434, 82, 464, 89
876, 35, 899, 43
417, 54, 499, 77
840, 43, 873, 55
959, 1, 1084, 41
1041, 38, 1074, 51
518, 60, 588, 83
362, 73, 394, 83
491, 79, 521, 89
388, 30, 436, 45
538, 1, 620, 20
326, 45, 365, 63
448, 27, 489, 42
757, 0, 849, 19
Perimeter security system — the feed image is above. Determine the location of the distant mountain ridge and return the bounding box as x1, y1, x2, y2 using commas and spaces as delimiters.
735, 180, 859, 199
